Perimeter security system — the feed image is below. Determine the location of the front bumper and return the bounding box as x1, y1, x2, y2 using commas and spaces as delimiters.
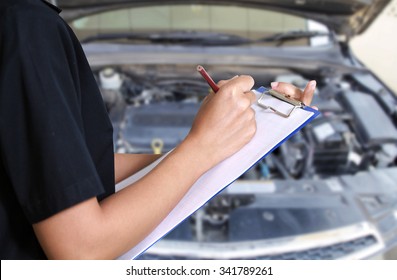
139, 167, 397, 260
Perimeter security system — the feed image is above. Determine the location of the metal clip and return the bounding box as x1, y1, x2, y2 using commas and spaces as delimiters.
257, 89, 305, 118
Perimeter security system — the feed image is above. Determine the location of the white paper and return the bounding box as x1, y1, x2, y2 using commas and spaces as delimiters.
115, 89, 318, 259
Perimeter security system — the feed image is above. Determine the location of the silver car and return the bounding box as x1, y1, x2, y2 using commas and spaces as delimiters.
57, 0, 397, 259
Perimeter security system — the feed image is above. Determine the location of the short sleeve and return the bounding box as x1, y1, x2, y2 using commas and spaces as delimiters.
0, 6, 107, 223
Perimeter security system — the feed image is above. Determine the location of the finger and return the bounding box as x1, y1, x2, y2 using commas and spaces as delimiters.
245, 90, 257, 105
217, 75, 239, 87
222, 75, 255, 94
271, 82, 302, 100
302, 80, 316, 106
202, 90, 215, 105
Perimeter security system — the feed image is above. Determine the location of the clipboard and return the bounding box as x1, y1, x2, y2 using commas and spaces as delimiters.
115, 86, 320, 260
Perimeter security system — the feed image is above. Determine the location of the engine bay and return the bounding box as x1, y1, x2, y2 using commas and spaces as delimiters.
94, 64, 397, 243
96, 65, 397, 177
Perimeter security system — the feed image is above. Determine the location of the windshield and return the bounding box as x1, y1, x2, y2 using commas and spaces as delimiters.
71, 4, 330, 47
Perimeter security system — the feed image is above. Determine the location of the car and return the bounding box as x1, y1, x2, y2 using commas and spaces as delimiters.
57, 0, 397, 259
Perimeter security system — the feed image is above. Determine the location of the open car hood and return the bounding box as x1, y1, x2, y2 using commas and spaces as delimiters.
57, 0, 390, 37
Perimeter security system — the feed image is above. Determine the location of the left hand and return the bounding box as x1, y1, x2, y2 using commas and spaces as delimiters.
270, 80, 317, 109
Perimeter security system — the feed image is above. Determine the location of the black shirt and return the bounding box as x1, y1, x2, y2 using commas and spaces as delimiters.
0, 0, 115, 259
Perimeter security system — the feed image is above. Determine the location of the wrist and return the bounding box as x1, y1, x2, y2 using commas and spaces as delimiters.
173, 134, 217, 177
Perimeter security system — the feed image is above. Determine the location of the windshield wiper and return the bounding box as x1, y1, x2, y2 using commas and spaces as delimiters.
256, 30, 331, 45
80, 30, 331, 46
80, 31, 250, 46
81, 32, 146, 44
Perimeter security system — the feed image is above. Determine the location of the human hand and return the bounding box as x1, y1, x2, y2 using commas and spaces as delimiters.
183, 75, 257, 171
270, 80, 318, 109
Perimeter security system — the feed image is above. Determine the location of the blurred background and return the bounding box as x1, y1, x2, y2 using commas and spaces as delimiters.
56, 0, 397, 260
351, 0, 397, 259
351, 0, 397, 93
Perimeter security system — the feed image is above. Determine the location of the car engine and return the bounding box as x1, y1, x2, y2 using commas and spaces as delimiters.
94, 65, 397, 245
96, 65, 397, 174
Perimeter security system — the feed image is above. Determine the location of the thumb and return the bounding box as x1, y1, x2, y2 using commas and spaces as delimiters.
302, 80, 316, 106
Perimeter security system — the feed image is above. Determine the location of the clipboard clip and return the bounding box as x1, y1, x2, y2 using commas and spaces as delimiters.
257, 89, 305, 118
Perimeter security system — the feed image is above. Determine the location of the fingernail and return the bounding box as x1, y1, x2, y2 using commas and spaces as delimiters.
231, 75, 239, 80
309, 80, 317, 90
271, 82, 279, 88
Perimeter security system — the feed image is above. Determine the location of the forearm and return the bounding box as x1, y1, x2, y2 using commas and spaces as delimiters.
33, 138, 211, 259
114, 153, 162, 184
33, 75, 261, 259
100, 140, 208, 258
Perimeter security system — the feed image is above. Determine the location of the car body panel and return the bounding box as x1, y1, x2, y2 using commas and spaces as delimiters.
58, 0, 390, 37
53, 0, 397, 259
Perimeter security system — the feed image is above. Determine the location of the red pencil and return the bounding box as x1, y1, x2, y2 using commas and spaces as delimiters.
197, 65, 220, 93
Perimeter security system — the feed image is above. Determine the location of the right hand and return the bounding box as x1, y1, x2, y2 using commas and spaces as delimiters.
184, 75, 257, 171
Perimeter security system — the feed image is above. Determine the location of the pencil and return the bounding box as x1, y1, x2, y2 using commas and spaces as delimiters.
197, 65, 220, 93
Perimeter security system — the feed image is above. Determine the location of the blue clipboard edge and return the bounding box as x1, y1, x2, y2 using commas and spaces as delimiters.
132, 88, 321, 260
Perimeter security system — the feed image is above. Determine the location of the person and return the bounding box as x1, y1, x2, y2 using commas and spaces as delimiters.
0, 0, 316, 260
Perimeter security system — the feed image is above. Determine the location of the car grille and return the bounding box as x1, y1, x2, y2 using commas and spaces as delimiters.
256, 235, 377, 260
137, 235, 378, 260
